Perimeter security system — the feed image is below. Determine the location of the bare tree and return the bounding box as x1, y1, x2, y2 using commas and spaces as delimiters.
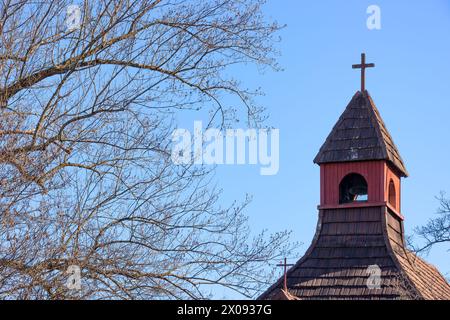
391, 272, 422, 300
0, 0, 292, 299
414, 193, 450, 256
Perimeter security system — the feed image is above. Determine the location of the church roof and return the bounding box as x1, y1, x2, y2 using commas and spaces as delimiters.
314, 91, 408, 177
258, 206, 450, 300
259, 207, 450, 300
259, 83, 450, 300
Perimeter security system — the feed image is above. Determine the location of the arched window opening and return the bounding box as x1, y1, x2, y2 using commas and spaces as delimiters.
388, 179, 396, 209
339, 173, 368, 204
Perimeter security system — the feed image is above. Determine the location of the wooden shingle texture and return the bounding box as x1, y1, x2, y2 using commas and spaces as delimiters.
314, 90, 408, 177
259, 206, 450, 300
259, 90, 450, 300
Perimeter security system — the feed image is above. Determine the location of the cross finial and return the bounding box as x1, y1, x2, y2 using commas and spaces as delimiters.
276, 257, 294, 291
352, 53, 375, 92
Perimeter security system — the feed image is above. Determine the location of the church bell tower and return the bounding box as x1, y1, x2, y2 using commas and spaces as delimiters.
314, 90, 407, 218
314, 53, 407, 218
259, 54, 450, 300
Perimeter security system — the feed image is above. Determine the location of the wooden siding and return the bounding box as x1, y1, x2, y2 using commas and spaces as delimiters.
384, 163, 401, 212
320, 161, 385, 206
320, 160, 403, 216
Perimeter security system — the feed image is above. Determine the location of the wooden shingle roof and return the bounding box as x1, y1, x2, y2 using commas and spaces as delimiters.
259, 89, 449, 300
258, 207, 450, 300
314, 90, 408, 177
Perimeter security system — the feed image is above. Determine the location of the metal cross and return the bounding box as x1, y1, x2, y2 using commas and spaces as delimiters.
276, 257, 294, 291
352, 53, 375, 92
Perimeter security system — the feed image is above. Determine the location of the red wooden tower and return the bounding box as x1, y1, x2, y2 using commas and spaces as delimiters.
315, 90, 406, 217
259, 54, 450, 300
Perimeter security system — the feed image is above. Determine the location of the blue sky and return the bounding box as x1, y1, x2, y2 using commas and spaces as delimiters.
206, 0, 450, 298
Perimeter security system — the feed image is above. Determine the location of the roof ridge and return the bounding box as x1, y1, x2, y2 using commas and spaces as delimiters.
313, 91, 362, 164
363, 91, 389, 160
364, 91, 409, 176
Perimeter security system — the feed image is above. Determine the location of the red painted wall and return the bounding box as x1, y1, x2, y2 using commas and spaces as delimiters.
320, 160, 401, 212
385, 163, 401, 212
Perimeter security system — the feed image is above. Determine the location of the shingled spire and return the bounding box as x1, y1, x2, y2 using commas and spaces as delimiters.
314, 90, 408, 177
259, 55, 450, 300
